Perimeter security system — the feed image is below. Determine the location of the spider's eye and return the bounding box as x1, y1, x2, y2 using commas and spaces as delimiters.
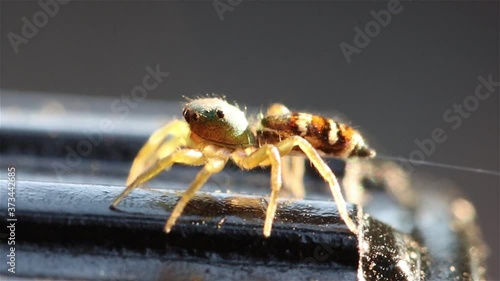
183, 109, 199, 122
216, 110, 225, 119
183, 108, 191, 122
191, 112, 199, 121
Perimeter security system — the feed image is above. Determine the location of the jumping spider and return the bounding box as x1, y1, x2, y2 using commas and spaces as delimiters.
111, 97, 376, 237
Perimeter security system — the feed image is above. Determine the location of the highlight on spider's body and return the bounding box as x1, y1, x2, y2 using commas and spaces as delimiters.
110, 97, 377, 237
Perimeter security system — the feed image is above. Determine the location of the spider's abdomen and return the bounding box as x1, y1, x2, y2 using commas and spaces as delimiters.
258, 113, 375, 159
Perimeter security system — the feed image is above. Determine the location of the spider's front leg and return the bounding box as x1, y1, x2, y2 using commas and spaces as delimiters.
232, 145, 282, 237
273, 136, 359, 234
111, 148, 206, 208
164, 158, 228, 233
126, 119, 191, 186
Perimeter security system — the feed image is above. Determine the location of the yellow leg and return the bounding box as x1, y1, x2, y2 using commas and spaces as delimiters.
266, 103, 291, 116
164, 158, 228, 233
379, 162, 415, 208
137, 134, 187, 182
281, 156, 293, 197
283, 156, 306, 199
344, 160, 415, 208
232, 145, 282, 237
112, 149, 206, 208
126, 120, 190, 186
342, 159, 368, 205
266, 103, 306, 199
274, 136, 358, 234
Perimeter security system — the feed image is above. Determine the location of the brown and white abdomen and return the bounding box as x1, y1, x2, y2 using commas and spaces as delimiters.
257, 112, 375, 159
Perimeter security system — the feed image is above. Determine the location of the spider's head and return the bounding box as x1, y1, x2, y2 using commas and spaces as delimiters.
183, 98, 256, 148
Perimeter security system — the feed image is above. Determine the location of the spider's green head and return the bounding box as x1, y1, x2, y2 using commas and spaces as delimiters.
183, 98, 255, 148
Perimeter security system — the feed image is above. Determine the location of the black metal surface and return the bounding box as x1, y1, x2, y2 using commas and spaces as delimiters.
0, 180, 359, 280
0, 92, 488, 280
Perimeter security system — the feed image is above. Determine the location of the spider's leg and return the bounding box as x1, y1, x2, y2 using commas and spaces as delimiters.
280, 156, 306, 199
286, 156, 306, 199
380, 162, 416, 208
232, 145, 282, 237
112, 148, 206, 208
342, 159, 369, 205
273, 136, 358, 234
127, 120, 190, 186
264, 104, 306, 199
265, 103, 291, 116
344, 160, 416, 208
164, 158, 228, 233
280, 156, 293, 197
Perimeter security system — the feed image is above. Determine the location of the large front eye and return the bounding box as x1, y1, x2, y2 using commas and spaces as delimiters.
183, 108, 200, 123
191, 112, 199, 121
182, 108, 191, 122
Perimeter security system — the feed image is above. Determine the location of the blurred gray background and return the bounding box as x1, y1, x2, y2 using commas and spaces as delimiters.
1, 1, 499, 279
